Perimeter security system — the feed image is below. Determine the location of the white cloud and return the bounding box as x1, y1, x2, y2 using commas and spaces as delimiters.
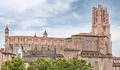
0, 0, 77, 30
23, 0, 76, 17
0, 17, 15, 25
0, 0, 46, 12
0, 0, 76, 17
19, 18, 47, 30
111, 24, 120, 41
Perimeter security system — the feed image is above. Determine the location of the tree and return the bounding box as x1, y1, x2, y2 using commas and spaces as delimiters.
1, 56, 26, 70
53, 59, 72, 70
53, 58, 92, 70
68, 58, 92, 70
1, 57, 92, 70
27, 58, 92, 70
27, 58, 53, 70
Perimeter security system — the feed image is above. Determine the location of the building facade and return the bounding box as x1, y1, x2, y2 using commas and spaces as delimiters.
3, 5, 119, 70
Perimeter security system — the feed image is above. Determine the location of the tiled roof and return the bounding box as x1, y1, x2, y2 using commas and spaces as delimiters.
22, 50, 56, 63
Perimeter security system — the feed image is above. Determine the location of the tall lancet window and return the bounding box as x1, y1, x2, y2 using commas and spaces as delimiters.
99, 64, 104, 70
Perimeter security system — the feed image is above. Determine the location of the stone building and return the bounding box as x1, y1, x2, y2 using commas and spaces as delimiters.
3, 5, 119, 70
0, 50, 15, 65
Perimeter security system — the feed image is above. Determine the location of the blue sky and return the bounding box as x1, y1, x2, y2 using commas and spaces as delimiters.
0, 0, 120, 56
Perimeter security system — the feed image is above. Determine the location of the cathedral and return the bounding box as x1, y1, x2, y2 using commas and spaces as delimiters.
3, 5, 120, 70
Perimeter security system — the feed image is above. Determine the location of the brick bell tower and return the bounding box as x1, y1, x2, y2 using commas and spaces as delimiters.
4, 26, 10, 52
91, 5, 110, 36
91, 5, 112, 55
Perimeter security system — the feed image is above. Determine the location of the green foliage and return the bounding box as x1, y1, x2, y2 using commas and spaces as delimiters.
27, 58, 53, 70
68, 58, 92, 70
1, 57, 92, 70
1, 56, 26, 70
27, 58, 92, 70
53, 59, 71, 70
